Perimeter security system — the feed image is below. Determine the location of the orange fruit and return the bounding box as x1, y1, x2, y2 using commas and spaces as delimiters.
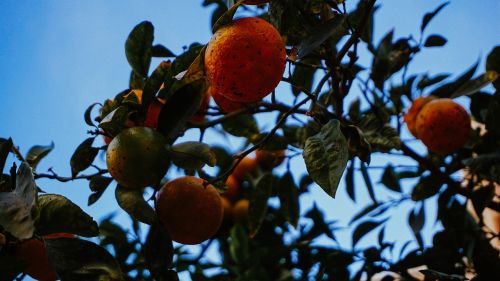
106, 127, 169, 188
232, 155, 259, 181
222, 175, 243, 203
205, 17, 286, 102
15, 239, 58, 281
256, 149, 286, 169
404, 96, 436, 138
189, 88, 211, 124
143, 98, 164, 129
211, 87, 248, 113
233, 199, 249, 227
244, 0, 269, 5
43, 233, 76, 239
156, 176, 223, 245
415, 98, 471, 155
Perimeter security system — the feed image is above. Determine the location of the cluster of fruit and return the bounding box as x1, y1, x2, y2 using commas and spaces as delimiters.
404, 96, 471, 155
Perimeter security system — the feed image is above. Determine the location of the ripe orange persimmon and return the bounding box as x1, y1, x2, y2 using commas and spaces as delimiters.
256, 149, 286, 169
156, 176, 223, 245
222, 175, 243, 203
232, 155, 259, 181
415, 98, 471, 155
211, 88, 248, 113
404, 96, 436, 138
15, 239, 58, 281
205, 17, 286, 102
233, 199, 249, 227
106, 127, 169, 188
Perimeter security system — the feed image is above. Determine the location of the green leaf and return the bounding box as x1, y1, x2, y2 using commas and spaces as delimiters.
417, 73, 450, 90
142, 61, 171, 109
0, 137, 13, 175
303, 119, 348, 198
411, 176, 443, 201
249, 173, 274, 235
343, 125, 371, 164
221, 114, 259, 138
352, 219, 387, 247
420, 2, 450, 33
212, 0, 244, 33
46, 238, 124, 281
408, 203, 425, 248
70, 137, 99, 177
169, 141, 216, 170
429, 60, 479, 98
98, 106, 130, 138
230, 224, 250, 266
380, 165, 401, 192
450, 72, 498, 98
84, 102, 101, 127
88, 176, 113, 206
129, 70, 145, 89
35, 194, 99, 237
424, 34, 447, 47
290, 58, 320, 96
144, 222, 174, 280
125, 21, 154, 77
115, 185, 156, 225
345, 159, 356, 202
360, 114, 401, 152
151, 44, 176, 57
297, 15, 346, 59
360, 162, 376, 203
25, 142, 54, 169
278, 172, 300, 228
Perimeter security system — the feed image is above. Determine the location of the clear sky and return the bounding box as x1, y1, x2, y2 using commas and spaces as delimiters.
1, 0, 499, 279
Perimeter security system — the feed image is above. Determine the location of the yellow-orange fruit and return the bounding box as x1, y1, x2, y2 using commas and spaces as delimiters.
415, 99, 471, 155
106, 127, 169, 188
156, 176, 223, 245
212, 88, 248, 113
232, 155, 259, 181
233, 199, 250, 227
144, 98, 165, 129
205, 17, 286, 102
404, 96, 436, 138
15, 239, 58, 281
190, 89, 211, 124
256, 149, 286, 169
244, 1, 269, 5
222, 175, 243, 203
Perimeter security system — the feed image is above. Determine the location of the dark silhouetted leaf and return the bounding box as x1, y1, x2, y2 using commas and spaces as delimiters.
70, 137, 99, 177
408, 203, 425, 248
424, 34, 447, 47
46, 238, 123, 281
25, 142, 54, 169
35, 194, 99, 237
429, 61, 479, 98
360, 114, 401, 152
411, 176, 442, 201
303, 119, 349, 198
486, 45, 500, 89
152, 44, 176, 57
344, 125, 371, 164
0, 137, 13, 175
345, 159, 356, 202
290, 58, 320, 96
297, 15, 346, 59
144, 222, 174, 280
88, 176, 113, 206
115, 185, 156, 225
125, 21, 154, 77
352, 219, 387, 247
417, 73, 450, 90
451, 72, 498, 98
278, 172, 300, 227
84, 103, 101, 127
421, 2, 450, 33
360, 162, 377, 203
469, 92, 491, 123
142, 61, 171, 110
249, 173, 274, 235
212, 0, 244, 33
230, 224, 250, 266
380, 165, 401, 192
221, 114, 259, 138
169, 141, 216, 170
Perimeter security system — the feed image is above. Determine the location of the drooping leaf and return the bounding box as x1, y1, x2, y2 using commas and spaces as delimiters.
278, 172, 300, 228
380, 165, 401, 192
349, 204, 379, 224
125, 21, 154, 77
212, 0, 244, 33
352, 219, 387, 247
151, 44, 176, 57
84, 102, 101, 127
35, 194, 99, 237
297, 15, 346, 59
450, 72, 498, 98
0, 162, 36, 239
303, 119, 349, 198
423, 34, 447, 47
25, 142, 54, 169
290, 58, 320, 96
115, 185, 156, 225
429, 61, 479, 98
46, 238, 124, 281
345, 159, 356, 202
486, 45, 500, 89
420, 2, 450, 33
408, 203, 425, 248
169, 141, 216, 170
343, 125, 371, 164
411, 175, 442, 201
144, 222, 174, 280
221, 114, 259, 138
249, 173, 274, 235
88, 176, 113, 206
360, 162, 376, 203
70, 137, 99, 177
142, 61, 171, 110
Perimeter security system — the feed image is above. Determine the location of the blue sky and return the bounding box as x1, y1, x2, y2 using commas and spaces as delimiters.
1, 0, 499, 279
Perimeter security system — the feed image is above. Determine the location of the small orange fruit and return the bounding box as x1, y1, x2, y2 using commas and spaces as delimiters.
106, 127, 169, 188
233, 199, 250, 227
404, 96, 436, 138
415, 98, 471, 155
211, 87, 248, 113
232, 155, 259, 181
15, 239, 58, 281
222, 175, 243, 203
256, 149, 286, 169
156, 176, 223, 245
205, 17, 286, 102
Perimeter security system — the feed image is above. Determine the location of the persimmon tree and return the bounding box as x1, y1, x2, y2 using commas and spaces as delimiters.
1, 0, 499, 280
